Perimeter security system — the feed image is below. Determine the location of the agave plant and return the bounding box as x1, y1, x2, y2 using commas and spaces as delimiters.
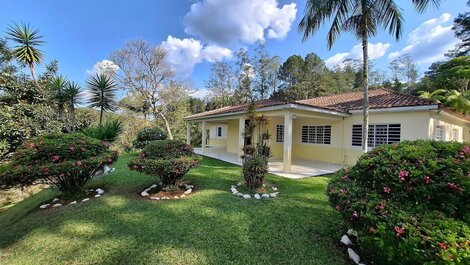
87, 73, 118, 125
81, 120, 123, 143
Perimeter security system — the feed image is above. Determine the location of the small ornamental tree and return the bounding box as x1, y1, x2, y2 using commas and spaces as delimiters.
132, 127, 168, 149
328, 140, 470, 264
128, 140, 201, 186
0, 133, 118, 196
241, 103, 271, 189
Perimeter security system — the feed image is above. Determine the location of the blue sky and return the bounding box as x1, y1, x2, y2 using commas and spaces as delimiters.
1, 0, 468, 98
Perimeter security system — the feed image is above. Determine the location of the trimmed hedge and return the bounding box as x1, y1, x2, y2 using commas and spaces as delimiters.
132, 127, 167, 149
0, 133, 118, 195
328, 140, 470, 264
128, 139, 201, 186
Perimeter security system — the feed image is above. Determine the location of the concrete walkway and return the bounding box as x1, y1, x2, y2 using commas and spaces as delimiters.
194, 147, 342, 179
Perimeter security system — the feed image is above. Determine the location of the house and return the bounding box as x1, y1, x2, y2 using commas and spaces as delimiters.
184, 89, 470, 176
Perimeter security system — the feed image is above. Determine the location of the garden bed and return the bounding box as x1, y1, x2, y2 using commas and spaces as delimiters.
140, 181, 196, 200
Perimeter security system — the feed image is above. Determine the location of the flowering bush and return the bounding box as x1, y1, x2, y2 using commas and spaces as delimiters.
0, 133, 118, 195
328, 140, 470, 264
128, 140, 201, 186
132, 127, 167, 149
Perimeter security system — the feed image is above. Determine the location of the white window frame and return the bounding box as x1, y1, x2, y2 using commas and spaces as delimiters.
435, 125, 444, 141
301, 125, 331, 145
352, 123, 401, 148
276, 124, 284, 143
452, 128, 459, 142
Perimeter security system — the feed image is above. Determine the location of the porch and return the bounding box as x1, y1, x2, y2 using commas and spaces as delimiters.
194, 147, 342, 179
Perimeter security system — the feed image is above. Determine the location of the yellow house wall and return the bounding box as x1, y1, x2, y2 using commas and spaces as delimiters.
267, 117, 284, 159
428, 112, 469, 142
208, 123, 227, 147
226, 119, 239, 154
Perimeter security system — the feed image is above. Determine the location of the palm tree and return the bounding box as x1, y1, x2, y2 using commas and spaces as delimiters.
298, 0, 440, 152
444, 90, 470, 115
6, 22, 44, 86
64, 82, 83, 131
417, 89, 447, 103
87, 73, 118, 126
50, 76, 69, 121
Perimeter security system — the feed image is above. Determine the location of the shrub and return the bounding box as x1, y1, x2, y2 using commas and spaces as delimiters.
132, 127, 167, 149
81, 120, 123, 143
128, 139, 200, 186
0, 133, 118, 195
328, 140, 470, 264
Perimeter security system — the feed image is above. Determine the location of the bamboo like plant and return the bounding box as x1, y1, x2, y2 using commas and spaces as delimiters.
64, 81, 83, 131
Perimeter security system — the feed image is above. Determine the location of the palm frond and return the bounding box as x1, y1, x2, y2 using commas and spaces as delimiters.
411, 0, 441, 13
86, 73, 118, 111
6, 22, 44, 66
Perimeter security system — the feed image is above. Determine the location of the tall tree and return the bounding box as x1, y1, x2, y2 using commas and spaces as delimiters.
6, 22, 44, 87
299, 0, 433, 152
253, 41, 280, 100
448, 1, 470, 57
50, 76, 69, 121
426, 56, 470, 92
205, 62, 236, 108
87, 73, 118, 126
64, 81, 82, 131
233, 49, 253, 104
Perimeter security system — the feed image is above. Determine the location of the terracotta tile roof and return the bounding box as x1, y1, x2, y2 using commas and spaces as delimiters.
185, 89, 440, 120
296, 88, 435, 112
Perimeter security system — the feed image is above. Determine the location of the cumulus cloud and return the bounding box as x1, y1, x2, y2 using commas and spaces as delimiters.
87, 60, 119, 76
191, 88, 210, 99
325, 42, 391, 69
161, 36, 232, 76
184, 0, 297, 45
388, 13, 459, 64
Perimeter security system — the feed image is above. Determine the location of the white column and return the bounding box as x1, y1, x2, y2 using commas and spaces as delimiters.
283, 113, 293, 173
238, 117, 245, 160
202, 121, 207, 154
186, 122, 191, 145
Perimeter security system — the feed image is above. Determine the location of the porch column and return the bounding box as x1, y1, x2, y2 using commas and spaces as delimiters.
186, 122, 191, 145
202, 121, 207, 154
283, 113, 293, 173
238, 117, 245, 161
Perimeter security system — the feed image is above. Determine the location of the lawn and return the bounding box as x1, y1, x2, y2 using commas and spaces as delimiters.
0, 154, 348, 265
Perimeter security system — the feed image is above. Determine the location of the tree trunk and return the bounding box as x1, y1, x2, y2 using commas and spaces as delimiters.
159, 113, 174, 140
99, 106, 104, 126
362, 35, 370, 153
69, 104, 76, 132
29, 64, 40, 90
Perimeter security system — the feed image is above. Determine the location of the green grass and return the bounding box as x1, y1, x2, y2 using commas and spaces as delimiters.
0, 154, 348, 265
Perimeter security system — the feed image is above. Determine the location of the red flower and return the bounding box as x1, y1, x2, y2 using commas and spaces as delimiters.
398, 170, 409, 182
342, 174, 349, 181
351, 211, 359, 219
140, 153, 146, 158
448, 183, 462, 192
461, 146, 470, 156
108, 158, 113, 164
69, 146, 76, 152
375, 203, 385, 210
335, 205, 341, 211
394, 226, 405, 237
52, 155, 60, 163
439, 242, 447, 250
340, 188, 348, 195
424, 176, 431, 185
28, 143, 36, 149
383, 186, 391, 194
75, 161, 82, 166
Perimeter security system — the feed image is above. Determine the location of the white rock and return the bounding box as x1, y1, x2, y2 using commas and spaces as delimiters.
242, 194, 251, 199
262, 184, 266, 187
180, 195, 186, 198
174, 196, 179, 199
185, 184, 194, 189
52, 198, 60, 203
89, 189, 95, 192
269, 193, 277, 197
110, 168, 116, 173
82, 198, 90, 202
96, 189, 104, 195
184, 188, 192, 195
347, 229, 358, 237
150, 197, 160, 200
236, 193, 244, 197
95, 194, 101, 198
254, 194, 261, 199
340, 235, 352, 245
39, 204, 50, 209
237, 183, 241, 186
141, 191, 149, 197
162, 196, 170, 200
103, 165, 111, 174
261, 194, 270, 198
231, 188, 238, 194
69, 201, 77, 205
52, 203, 62, 208
347, 248, 360, 264
150, 184, 158, 189
272, 187, 278, 191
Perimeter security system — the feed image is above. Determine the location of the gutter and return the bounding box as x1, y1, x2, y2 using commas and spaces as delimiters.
348, 105, 439, 114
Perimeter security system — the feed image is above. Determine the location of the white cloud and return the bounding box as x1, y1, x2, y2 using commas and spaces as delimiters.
184, 0, 297, 45
191, 88, 210, 99
87, 60, 120, 76
388, 13, 459, 64
161, 36, 232, 76
325, 42, 391, 69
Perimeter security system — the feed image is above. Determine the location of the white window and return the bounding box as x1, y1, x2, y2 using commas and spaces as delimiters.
352, 124, 401, 147
452, 128, 459, 141
217, 127, 222, 137
276, 124, 284, 143
301, 125, 331, 144
435, 125, 444, 141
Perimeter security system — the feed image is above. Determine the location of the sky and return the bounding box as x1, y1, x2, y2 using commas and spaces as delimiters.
1, 0, 468, 98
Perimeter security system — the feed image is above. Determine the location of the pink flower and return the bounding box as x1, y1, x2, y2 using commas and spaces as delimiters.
81, 147, 86, 152
383, 186, 391, 194
140, 153, 146, 158
351, 211, 359, 219
108, 158, 113, 164
102, 141, 110, 148
342, 174, 349, 181
52, 155, 60, 163
461, 146, 470, 156
340, 188, 348, 195
335, 205, 341, 211
59, 173, 65, 177
375, 203, 385, 210
398, 170, 409, 182
448, 183, 462, 192
394, 226, 406, 237
439, 242, 447, 250
424, 176, 431, 185
28, 143, 36, 149
75, 161, 82, 166
69, 146, 76, 152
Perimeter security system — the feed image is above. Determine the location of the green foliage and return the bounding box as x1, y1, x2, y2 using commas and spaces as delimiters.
132, 127, 167, 149
0, 133, 118, 195
86, 73, 118, 125
128, 139, 201, 186
327, 140, 470, 264
81, 120, 123, 143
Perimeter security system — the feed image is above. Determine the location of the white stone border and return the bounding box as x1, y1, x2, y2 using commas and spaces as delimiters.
39, 188, 105, 209
230, 183, 279, 199
141, 183, 194, 200
340, 229, 367, 265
